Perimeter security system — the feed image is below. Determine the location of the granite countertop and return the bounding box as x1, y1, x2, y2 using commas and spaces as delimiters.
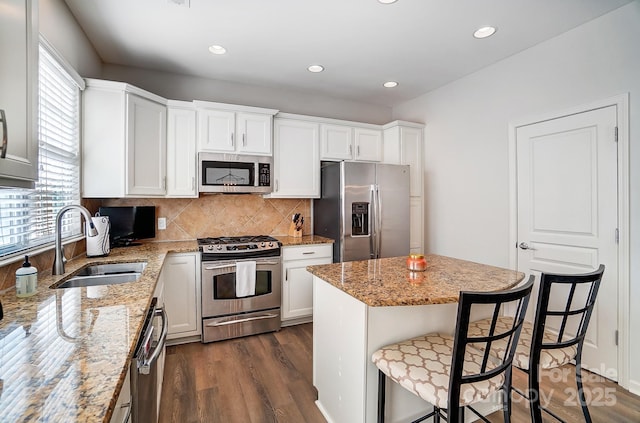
276, 234, 334, 247
0, 240, 198, 423
306, 254, 525, 307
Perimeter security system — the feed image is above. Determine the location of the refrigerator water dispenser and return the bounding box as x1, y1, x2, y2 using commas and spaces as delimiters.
351, 202, 369, 236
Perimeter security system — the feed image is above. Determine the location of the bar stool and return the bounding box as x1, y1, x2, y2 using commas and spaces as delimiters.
372, 275, 534, 423
468, 265, 605, 422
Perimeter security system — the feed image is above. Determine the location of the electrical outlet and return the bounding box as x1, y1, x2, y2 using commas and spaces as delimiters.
158, 217, 167, 230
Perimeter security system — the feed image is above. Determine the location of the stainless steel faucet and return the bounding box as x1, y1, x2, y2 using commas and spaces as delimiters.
52, 205, 99, 275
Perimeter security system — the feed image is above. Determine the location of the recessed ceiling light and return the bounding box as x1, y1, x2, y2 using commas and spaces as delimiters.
473, 26, 497, 39
208, 45, 227, 55
378, 0, 398, 4
383, 81, 398, 88
308, 65, 324, 73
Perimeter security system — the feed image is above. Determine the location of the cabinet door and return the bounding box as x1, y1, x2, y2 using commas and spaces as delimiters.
236, 112, 272, 155
126, 94, 167, 196
167, 106, 197, 197
400, 126, 423, 197
163, 253, 200, 338
109, 368, 131, 423
0, 0, 38, 187
320, 124, 353, 160
198, 109, 235, 152
282, 244, 332, 322
272, 119, 320, 198
354, 128, 382, 162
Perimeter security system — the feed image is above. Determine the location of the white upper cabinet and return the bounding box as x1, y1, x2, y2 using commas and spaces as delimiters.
320, 124, 353, 160
270, 117, 320, 198
126, 94, 167, 196
383, 121, 424, 197
320, 123, 382, 162
0, 0, 38, 188
354, 128, 383, 162
166, 101, 197, 197
82, 79, 167, 198
195, 101, 278, 156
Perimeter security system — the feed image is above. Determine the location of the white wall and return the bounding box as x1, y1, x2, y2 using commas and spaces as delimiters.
392, 1, 640, 391
39, 0, 102, 78
102, 64, 392, 124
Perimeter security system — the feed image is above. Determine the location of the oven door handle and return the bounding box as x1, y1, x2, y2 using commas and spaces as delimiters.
139, 307, 168, 375
204, 261, 280, 270
205, 312, 279, 327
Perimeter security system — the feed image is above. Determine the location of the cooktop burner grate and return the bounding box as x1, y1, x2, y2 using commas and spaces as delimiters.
197, 235, 280, 245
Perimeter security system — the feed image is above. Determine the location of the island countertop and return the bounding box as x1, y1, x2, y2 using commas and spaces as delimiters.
306, 254, 525, 307
0, 241, 198, 423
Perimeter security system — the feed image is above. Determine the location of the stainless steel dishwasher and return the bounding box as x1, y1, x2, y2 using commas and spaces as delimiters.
130, 297, 168, 423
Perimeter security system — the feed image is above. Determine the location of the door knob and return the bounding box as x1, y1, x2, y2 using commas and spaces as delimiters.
518, 242, 535, 250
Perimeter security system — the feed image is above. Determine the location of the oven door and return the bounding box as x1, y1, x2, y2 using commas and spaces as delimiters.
201, 256, 281, 318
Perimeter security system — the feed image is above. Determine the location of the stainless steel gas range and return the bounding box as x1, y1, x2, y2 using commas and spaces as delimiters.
198, 235, 282, 343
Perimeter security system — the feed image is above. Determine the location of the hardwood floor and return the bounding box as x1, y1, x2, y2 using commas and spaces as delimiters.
159, 323, 325, 423
159, 324, 640, 422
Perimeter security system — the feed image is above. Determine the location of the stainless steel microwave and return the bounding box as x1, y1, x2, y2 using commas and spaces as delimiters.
198, 152, 272, 194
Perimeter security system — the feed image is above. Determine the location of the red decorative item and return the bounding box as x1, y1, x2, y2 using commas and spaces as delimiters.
406, 254, 427, 272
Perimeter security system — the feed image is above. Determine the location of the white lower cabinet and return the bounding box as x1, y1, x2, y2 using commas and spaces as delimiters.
110, 369, 132, 423
281, 244, 332, 325
162, 252, 201, 343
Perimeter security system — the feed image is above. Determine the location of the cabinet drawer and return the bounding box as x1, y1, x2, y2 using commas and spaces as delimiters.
282, 244, 332, 261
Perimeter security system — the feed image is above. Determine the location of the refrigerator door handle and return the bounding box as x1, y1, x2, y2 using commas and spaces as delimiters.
369, 184, 376, 259
376, 184, 383, 258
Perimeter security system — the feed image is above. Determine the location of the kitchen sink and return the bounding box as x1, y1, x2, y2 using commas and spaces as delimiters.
54, 262, 147, 289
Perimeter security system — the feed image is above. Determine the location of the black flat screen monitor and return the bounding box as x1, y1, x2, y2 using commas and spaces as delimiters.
98, 206, 156, 247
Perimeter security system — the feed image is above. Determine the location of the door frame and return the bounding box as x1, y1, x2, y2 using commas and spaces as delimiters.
507, 93, 630, 390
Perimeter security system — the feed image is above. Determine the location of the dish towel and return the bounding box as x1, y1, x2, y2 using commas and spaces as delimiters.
235, 260, 257, 298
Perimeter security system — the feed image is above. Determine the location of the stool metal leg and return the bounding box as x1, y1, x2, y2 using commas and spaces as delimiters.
378, 370, 386, 423
575, 359, 593, 423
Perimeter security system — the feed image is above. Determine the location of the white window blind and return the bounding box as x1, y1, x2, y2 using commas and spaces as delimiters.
0, 44, 82, 259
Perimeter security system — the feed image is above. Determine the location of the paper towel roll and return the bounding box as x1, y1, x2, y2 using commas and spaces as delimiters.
87, 216, 111, 257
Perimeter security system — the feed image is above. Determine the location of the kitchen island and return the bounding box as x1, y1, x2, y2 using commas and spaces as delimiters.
0, 241, 198, 423
307, 254, 524, 423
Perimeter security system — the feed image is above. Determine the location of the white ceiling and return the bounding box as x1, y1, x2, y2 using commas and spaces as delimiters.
63, 0, 632, 107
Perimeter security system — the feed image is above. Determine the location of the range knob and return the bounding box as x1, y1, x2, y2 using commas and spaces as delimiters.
268, 242, 274, 247
216, 245, 222, 250
260, 242, 265, 247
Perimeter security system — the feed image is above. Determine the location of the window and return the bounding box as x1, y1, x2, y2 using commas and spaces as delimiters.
0, 41, 83, 259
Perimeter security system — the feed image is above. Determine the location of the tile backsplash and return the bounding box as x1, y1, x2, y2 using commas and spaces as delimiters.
0, 195, 311, 291
102, 195, 312, 241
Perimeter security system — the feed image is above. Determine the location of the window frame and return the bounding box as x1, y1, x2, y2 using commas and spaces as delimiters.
0, 37, 85, 266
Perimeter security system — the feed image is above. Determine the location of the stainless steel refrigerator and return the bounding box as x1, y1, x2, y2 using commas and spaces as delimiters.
313, 161, 410, 262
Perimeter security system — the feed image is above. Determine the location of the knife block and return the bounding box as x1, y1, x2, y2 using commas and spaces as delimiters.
288, 222, 303, 238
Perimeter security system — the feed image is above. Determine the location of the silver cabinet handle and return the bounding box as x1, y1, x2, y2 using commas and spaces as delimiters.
140, 307, 168, 375
302, 251, 316, 255
192, 176, 195, 190
206, 313, 278, 327
0, 109, 7, 159
243, 133, 246, 146
349, 144, 353, 156
285, 268, 288, 281
231, 132, 234, 147
275, 179, 279, 192
518, 242, 536, 250
357, 145, 360, 157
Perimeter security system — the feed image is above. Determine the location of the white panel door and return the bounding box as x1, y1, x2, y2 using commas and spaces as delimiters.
516, 106, 618, 378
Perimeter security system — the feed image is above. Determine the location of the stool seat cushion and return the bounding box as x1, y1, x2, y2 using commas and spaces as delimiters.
468, 317, 578, 370
372, 333, 504, 409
